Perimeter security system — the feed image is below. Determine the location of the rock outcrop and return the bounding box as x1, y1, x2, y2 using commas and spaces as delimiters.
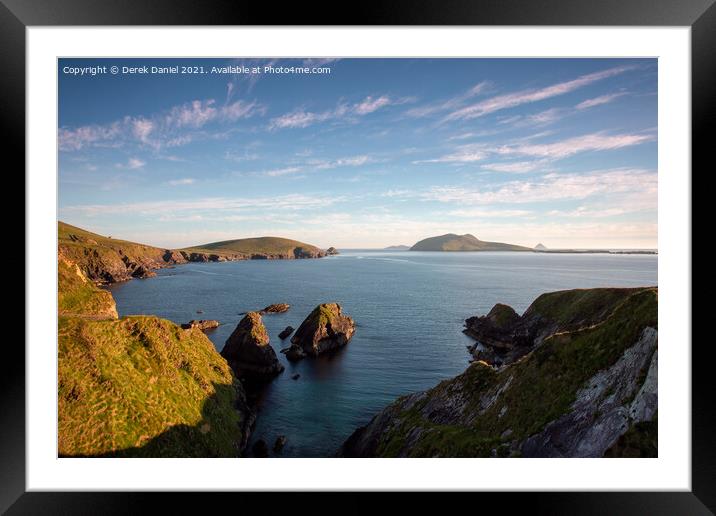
181, 320, 220, 331
260, 303, 290, 314
283, 303, 355, 361
339, 287, 658, 458
278, 326, 295, 339
326, 247, 339, 255
221, 312, 284, 377
464, 287, 647, 367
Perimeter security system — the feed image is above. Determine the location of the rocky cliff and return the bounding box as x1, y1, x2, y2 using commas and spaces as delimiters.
339, 287, 657, 458
59, 221, 328, 285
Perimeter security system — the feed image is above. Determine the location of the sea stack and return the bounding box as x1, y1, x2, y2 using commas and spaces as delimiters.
221, 312, 284, 377
283, 303, 355, 361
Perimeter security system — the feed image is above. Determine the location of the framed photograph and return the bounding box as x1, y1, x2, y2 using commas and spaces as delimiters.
10, 0, 713, 513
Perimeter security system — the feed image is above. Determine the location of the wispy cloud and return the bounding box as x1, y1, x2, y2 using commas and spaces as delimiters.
390, 168, 656, 206
115, 157, 146, 170
253, 155, 372, 177
59, 98, 264, 152
167, 178, 195, 186
61, 193, 345, 218
576, 92, 627, 110
496, 131, 653, 159
416, 131, 652, 165
269, 95, 405, 130
443, 208, 532, 218
481, 160, 549, 173
406, 81, 491, 118
443, 66, 632, 122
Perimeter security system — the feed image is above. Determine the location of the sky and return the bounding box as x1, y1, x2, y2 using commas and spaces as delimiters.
58, 58, 657, 249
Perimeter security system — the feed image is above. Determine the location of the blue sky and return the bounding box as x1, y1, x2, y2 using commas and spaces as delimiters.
58, 58, 657, 249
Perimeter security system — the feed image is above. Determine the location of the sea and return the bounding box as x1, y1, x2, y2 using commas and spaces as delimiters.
109, 250, 658, 457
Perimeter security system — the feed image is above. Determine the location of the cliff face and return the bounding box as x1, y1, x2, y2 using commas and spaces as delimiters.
59, 221, 327, 285
339, 287, 657, 458
59, 221, 178, 283
58, 249, 253, 457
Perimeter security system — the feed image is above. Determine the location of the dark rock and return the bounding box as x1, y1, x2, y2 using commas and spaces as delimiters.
252, 439, 269, 457
181, 319, 220, 331
260, 303, 290, 314
326, 247, 339, 255
463, 303, 520, 350
278, 326, 295, 339
220, 312, 284, 377
163, 249, 187, 264
274, 435, 287, 452
291, 373, 300, 380
284, 303, 355, 361
196, 310, 203, 314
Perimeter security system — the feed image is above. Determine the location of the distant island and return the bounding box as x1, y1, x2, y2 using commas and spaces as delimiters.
384, 245, 411, 251
410, 233, 532, 252
405, 233, 655, 255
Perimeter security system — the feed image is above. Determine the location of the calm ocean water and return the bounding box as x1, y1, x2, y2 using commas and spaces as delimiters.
109, 250, 657, 457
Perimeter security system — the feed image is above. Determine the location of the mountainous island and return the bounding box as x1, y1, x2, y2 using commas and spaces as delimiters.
410, 233, 532, 252
339, 287, 657, 458
534, 243, 548, 251
384, 245, 411, 251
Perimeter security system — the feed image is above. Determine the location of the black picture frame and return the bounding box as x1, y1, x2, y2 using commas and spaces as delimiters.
6, 0, 713, 513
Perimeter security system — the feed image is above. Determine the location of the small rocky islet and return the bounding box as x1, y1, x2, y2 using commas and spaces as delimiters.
282, 303, 356, 361
181, 319, 220, 331
220, 312, 285, 378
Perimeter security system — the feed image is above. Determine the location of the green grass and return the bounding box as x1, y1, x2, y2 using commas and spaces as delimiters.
372, 288, 658, 457
58, 315, 247, 457
185, 236, 322, 256
58, 255, 117, 319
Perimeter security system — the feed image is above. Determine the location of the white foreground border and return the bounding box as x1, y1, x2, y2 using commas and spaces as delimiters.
27, 27, 690, 491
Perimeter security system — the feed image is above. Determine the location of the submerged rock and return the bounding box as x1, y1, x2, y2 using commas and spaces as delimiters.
261, 303, 290, 314
181, 319, 220, 331
252, 439, 269, 457
274, 435, 287, 452
278, 326, 295, 339
283, 303, 355, 361
220, 312, 284, 377
291, 373, 300, 380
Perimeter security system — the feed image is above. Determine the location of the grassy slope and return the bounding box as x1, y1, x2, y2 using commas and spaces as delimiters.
59, 221, 169, 281
373, 288, 657, 457
185, 236, 322, 256
411, 233, 532, 252
58, 255, 118, 319
58, 246, 248, 457
58, 316, 246, 457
